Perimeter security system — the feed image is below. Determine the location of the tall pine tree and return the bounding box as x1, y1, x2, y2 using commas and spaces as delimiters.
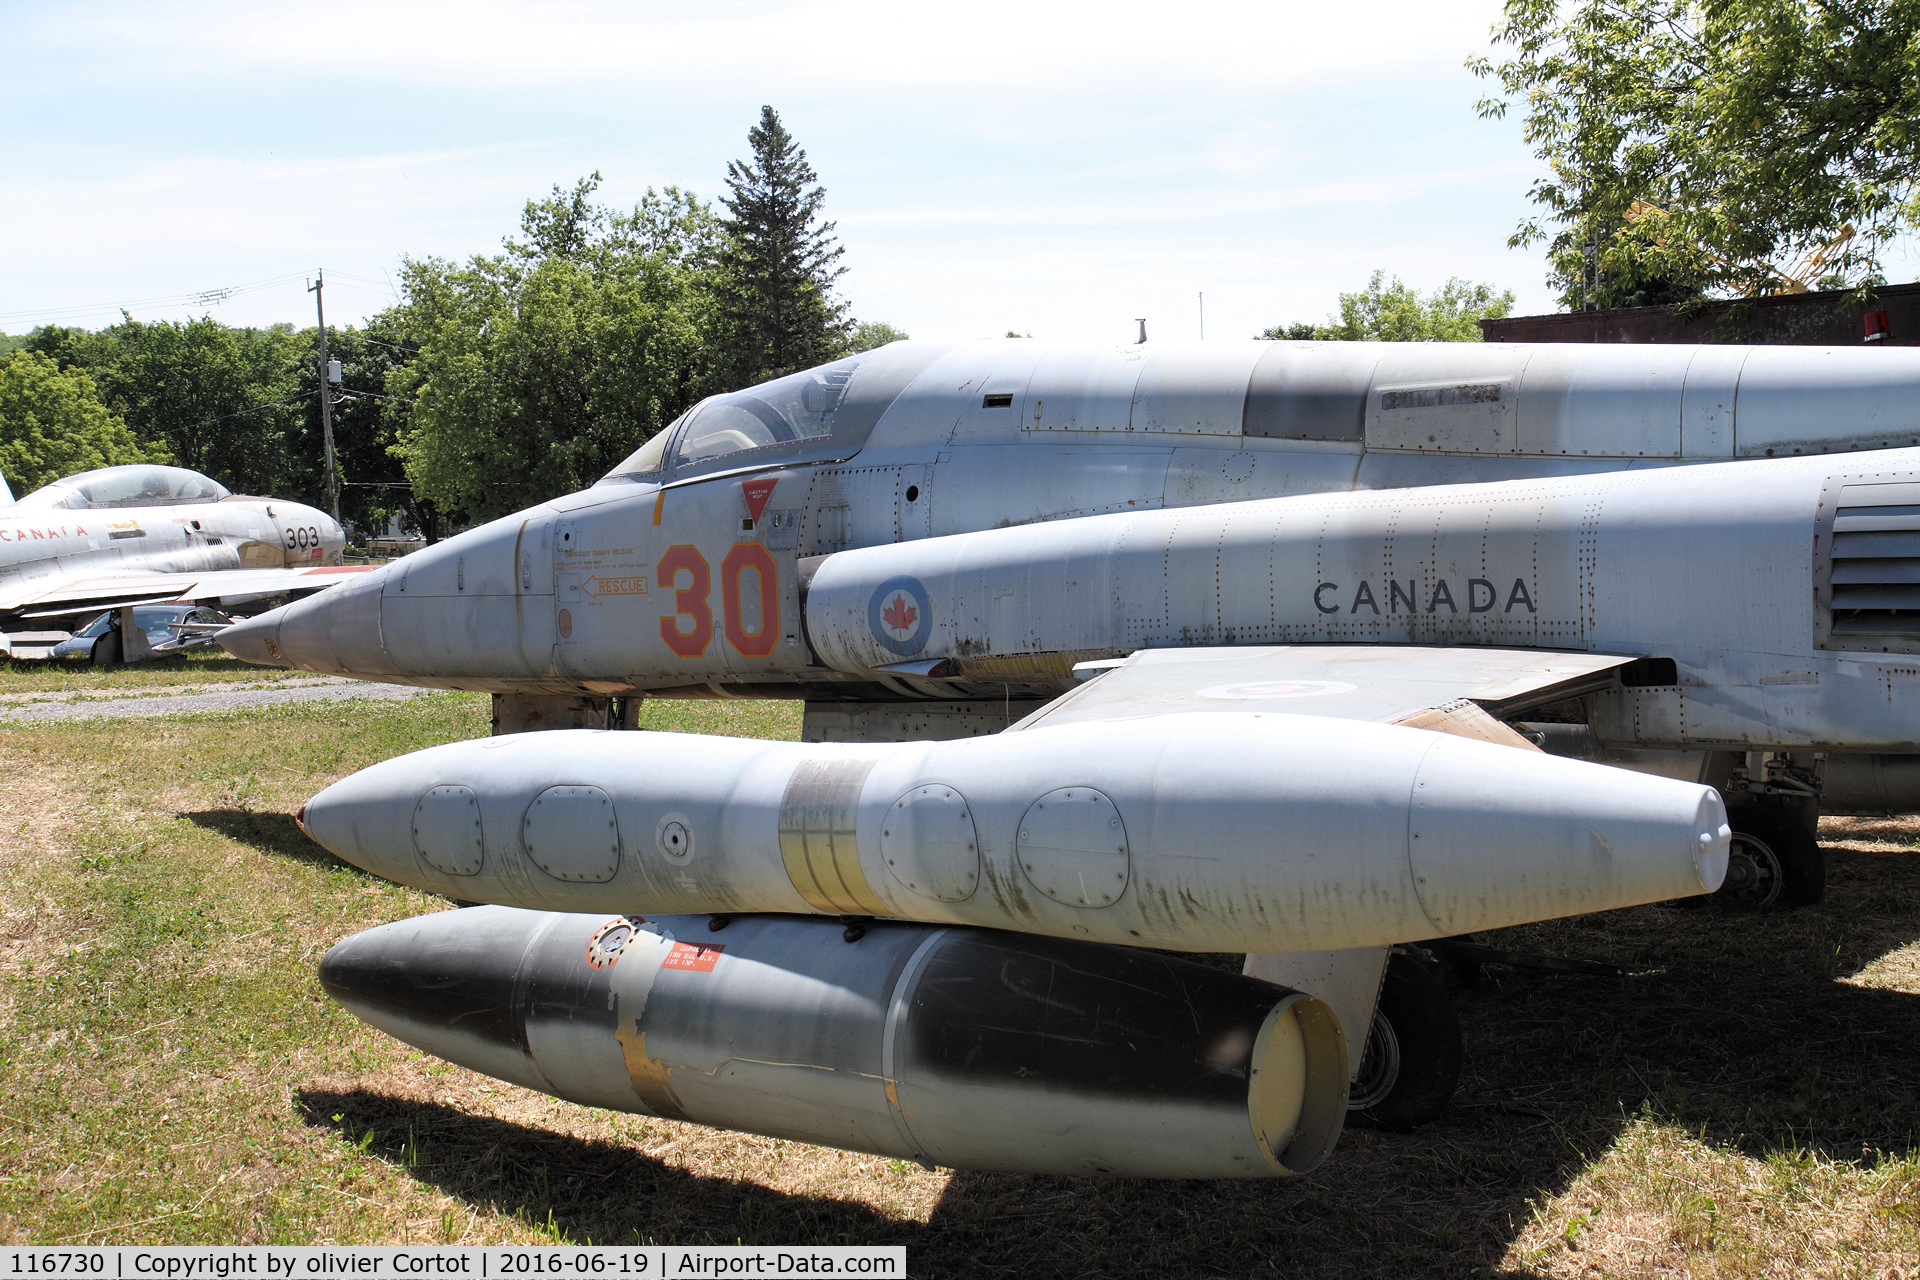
714, 106, 848, 388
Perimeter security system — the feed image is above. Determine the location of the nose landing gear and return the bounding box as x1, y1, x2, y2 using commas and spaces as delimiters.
1719, 798, 1824, 911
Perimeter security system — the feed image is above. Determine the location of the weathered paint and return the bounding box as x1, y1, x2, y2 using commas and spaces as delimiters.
801, 449, 1920, 750
297, 712, 1729, 954
319, 906, 1351, 1178
224, 337, 1920, 701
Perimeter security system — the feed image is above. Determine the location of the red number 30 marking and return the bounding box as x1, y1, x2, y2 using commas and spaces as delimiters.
722, 542, 779, 657
657, 545, 712, 657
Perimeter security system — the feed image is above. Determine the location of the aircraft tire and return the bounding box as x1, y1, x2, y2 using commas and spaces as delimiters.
1346, 952, 1463, 1132
90, 633, 121, 666
1720, 813, 1825, 911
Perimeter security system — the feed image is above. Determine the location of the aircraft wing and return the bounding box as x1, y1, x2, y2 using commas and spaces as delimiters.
1013, 644, 1643, 747
0, 565, 373, 621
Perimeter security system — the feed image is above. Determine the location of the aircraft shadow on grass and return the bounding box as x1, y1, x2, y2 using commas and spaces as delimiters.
291, 843, 1920, 1279
183, 808, 339, 869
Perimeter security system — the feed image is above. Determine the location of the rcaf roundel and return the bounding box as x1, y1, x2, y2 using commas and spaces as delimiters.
868, 575, 932, 656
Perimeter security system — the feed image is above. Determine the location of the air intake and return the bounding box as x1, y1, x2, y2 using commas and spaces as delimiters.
1822, 478, 1920, 647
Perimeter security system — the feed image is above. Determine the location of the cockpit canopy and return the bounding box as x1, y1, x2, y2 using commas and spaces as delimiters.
605, 353, 871, 481
16, 465, 231, 511
600, 342, 952, 486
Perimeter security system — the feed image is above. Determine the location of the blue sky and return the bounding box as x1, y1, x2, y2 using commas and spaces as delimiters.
1, 0, 1563, 344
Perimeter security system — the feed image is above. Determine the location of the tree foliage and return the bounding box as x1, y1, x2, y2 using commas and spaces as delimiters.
1470, 0, 1920, 308
384, 176, 719, 523
848, 320, 909, 352
1263, 272, 1516, 341
0, 351, 166, 496
91, 318, 306, 495
712, 106, 849, 386
7, 110, 900, 533
20, 318, 306, 497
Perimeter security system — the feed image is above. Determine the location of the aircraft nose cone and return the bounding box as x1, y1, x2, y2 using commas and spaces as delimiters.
218, 609, 288, 666
223, 569, 398, 676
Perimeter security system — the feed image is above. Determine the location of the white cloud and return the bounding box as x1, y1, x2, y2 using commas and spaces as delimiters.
52, 0, 1508, 95
0, 0, 1555, 338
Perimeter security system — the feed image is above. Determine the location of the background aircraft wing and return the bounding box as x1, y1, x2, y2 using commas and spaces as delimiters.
1014, 644, 1644, 748
0, 565, 372, 620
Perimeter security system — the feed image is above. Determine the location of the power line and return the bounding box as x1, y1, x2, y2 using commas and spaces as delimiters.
195, 390, 314, 426
0, 273, 309, 325
0, 270, 407, 328
327, 270, 401, 291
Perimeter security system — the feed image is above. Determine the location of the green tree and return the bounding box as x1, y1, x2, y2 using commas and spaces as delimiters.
712, 106, 848, 386
21, 324, 118, 373
0, 351, 166, 496
386, 177, 719, 523
1262, 272, 1516, 341
1469, 0, 1920, 308
79, 317, 306, 497
847, 321, 909, 352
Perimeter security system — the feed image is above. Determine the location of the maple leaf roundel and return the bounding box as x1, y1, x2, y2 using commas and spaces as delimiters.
867, 574, 933, 656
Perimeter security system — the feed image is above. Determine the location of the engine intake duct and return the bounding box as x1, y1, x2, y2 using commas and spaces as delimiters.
321, 909, 1350, 1179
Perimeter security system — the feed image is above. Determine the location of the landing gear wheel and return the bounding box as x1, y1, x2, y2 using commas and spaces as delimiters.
1347, 951, 1463, 1131
90, 632, 121, 666
1721, 805, 1824, 911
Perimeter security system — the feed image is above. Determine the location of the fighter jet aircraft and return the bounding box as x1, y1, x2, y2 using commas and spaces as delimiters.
221, 338, 1920, 1172
0, 463, 354, 661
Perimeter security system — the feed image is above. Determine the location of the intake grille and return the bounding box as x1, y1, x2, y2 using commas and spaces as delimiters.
1827, 481, 1920, 642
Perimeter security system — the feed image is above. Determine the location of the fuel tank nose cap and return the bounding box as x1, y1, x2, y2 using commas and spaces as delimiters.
318, 910, 532, 1049
1695, 791, 1732, 893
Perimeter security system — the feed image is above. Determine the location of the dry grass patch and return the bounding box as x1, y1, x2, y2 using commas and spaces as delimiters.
1504, 1118, 1920, 1276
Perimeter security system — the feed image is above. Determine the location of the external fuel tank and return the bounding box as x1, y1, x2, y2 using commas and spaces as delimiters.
321, 908, 1350, 1178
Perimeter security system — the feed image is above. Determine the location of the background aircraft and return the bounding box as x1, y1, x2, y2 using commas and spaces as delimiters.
220, 337, 1920, 1166
0, 462, 354, 661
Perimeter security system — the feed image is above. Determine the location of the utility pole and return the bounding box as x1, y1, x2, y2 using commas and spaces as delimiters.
1198, 292, 1205, 340
308, 270, 341, 525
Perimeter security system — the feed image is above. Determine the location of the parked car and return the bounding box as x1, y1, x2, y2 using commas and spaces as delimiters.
51, 604, 231, 662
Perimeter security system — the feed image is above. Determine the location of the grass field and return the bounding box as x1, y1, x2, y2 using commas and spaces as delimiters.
2, 692, 1918, 1276
0, 649, 320, 696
